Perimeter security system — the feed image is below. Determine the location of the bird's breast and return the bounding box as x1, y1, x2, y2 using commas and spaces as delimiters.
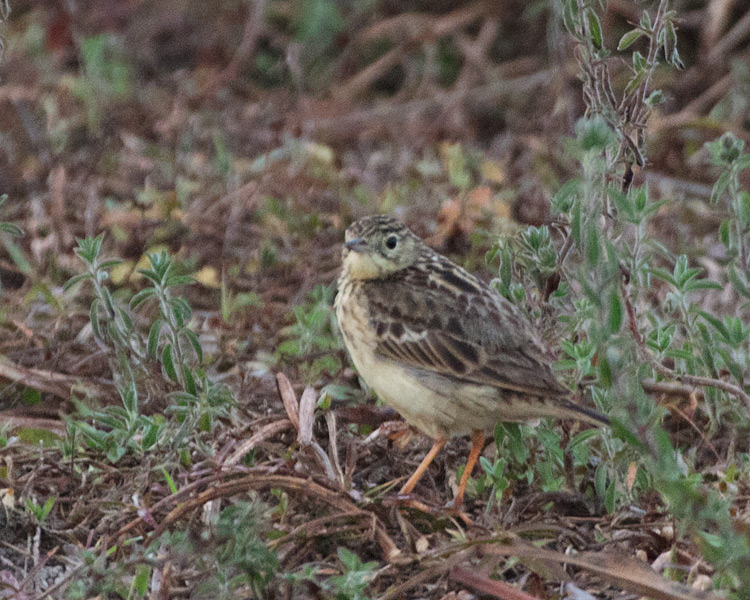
335, 274, 472, 438
335, 276, 378, 367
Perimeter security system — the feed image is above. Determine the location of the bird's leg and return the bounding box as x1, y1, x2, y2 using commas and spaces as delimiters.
454, 429, 485, 508
399, 437, 447, 495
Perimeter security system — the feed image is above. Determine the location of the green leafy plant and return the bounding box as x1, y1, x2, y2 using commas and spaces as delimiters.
286, 548, 378, 600
277, 283, 342, 382
326, 548, 378, 600
707, 132, 750, 296
66, 237, 233, 460
478, 0, 750, 592
67, 34, 134, 135
65, 234, 145, 389
24, 495, 54, 526
562, 0, 682, 180
0, 194, 30, 287
71, 385, 166, 463
183, 500, 279, 599
131, 250, 201, 392
220, 277, 263, 323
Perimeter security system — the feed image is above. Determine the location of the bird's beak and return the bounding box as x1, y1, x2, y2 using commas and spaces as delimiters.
344, 237, 368, 253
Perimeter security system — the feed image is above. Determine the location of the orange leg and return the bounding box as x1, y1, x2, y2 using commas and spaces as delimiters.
399, 437, 447, 495
454, 429, 485, 508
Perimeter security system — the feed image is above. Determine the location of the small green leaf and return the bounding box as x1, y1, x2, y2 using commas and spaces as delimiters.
3, 234, 32, 274
566, 428, 600, 450
682, 279, 722, 292
493, 422, 505, 449
165, 275, 195, 287
172, 297, 193, 325
604, 479, 616, 513
645, 90, 665, 106
134, 565, 151, 596
161, 468, 178, 494
728, 264, 750, 298
640, 10, 652, 31
106, 445, 127, 464
624, 69, 646, 95
711, 170, 731, 204
719, 219, 730, 248
98, 259, 123, 270
610, 417, 645, 450
632, 50, 646, 72
15, 427, 62, 446
598, 354, 612, 387
182, 365, 197, 396
606, 186, 633, 220
0, 222, 24, 237
138, 268, 160, 285
645, 267, 677, 286
171, 303, 185, 329
122, 384, 138, 414
568, 197, 580, 243
40, 497, 55, 519
162, 344, 179, 382
141, 421, 160, 450
608, 290, 622, 333
576, 115, 617, 151
63, 273, 90, 292
551, 178, 580, 213
183, 329, 203, 363
586, 8, 603, 49
699, 311, 729, 341
737, 191, 750, 226
717, 349, 743, 382
117, 308, 133, 331
101, 286, 116, 316
130, 287, 157, 309
594, 462, 607, 498
198, 412, 211, 432
90, 234, 104, 259
562, 0, 578, 32
617, 28, 645, 51
90, 298, 102, 338
148, 319, 164, 359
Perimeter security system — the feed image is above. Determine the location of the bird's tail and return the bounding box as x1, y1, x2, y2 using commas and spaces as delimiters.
558, 398, 610, 426
502, 394, 610, 427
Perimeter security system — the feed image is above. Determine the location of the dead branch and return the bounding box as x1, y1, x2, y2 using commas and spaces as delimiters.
0, 357, 113, 401
156, 473, 401, 560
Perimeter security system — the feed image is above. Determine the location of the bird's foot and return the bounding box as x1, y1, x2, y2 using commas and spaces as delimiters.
386, 494, 474, 526
383, 492, 437, 512
443, 499, 474, 527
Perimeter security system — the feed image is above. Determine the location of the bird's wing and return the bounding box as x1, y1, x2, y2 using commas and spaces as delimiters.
367, 261, 570, 398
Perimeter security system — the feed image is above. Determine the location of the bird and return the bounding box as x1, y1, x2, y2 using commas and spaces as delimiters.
334, 215, 609, 508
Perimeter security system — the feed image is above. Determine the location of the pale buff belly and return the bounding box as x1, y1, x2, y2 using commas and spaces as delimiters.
336, 284, 501, 438
358, 355, 504, 438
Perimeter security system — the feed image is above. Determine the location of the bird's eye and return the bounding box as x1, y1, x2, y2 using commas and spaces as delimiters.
385, 235, 398, 250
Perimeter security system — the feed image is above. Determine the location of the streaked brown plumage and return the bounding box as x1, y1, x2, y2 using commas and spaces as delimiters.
335, 215, 608, 506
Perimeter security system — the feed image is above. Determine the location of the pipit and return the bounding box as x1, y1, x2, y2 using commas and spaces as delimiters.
335, 215, 609, 507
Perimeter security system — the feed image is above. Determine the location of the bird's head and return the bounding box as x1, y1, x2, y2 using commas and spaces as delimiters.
342, 216, 423, 280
